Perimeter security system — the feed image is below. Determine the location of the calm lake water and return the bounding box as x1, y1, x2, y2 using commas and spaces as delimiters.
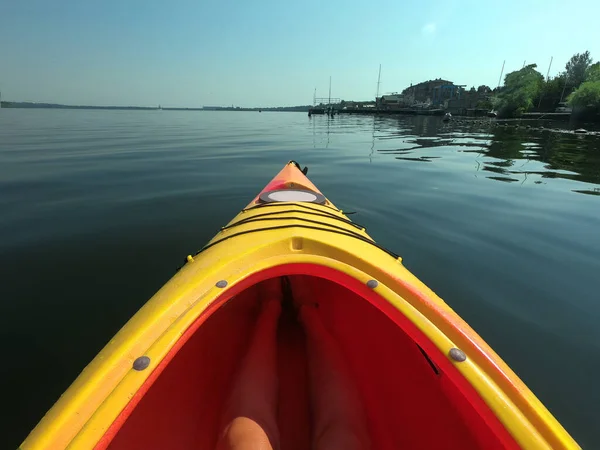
1, 109, 599, 448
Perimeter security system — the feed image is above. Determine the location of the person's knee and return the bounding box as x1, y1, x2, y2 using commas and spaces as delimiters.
217, 417, 276, 450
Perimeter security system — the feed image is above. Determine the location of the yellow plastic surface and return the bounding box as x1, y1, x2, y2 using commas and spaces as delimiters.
21, 163, 580, 450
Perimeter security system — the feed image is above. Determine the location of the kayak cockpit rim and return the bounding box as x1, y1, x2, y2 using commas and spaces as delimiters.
61, 257, 558, 449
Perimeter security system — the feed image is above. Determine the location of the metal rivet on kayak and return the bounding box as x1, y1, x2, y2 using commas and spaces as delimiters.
216, 280, 228, 288
449, 348, 467, 362
366, 279, 378, 289
133, 356, 151, 371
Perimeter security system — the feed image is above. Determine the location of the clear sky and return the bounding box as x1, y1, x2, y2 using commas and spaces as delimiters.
1, 0, 599, 107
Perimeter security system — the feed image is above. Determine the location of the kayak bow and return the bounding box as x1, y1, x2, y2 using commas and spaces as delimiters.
22, 161, 579, 450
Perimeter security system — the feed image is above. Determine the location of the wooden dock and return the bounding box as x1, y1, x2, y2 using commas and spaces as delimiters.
339, 108, 444, 116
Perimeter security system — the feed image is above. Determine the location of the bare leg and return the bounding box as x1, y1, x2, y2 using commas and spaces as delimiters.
292, 277, 370, 450
216, 279, 282, 450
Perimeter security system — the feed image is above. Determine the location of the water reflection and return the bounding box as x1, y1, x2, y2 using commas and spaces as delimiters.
362, 115, 600, 195
2, 110, 597, 449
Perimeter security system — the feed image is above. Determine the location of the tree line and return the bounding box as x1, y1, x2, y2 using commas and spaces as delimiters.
493, 51, 600, 117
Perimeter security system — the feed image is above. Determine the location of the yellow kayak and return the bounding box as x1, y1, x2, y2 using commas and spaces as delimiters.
22, 161, 579, 449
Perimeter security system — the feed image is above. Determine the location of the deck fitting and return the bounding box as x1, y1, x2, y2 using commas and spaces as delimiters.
449, 348, 467, 362
133, 356, 151, 371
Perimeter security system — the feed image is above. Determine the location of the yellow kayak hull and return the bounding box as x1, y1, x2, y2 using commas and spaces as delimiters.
21, 162, 579, 450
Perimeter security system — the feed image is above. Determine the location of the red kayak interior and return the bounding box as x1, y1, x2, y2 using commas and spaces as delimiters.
102, 266, 517, 450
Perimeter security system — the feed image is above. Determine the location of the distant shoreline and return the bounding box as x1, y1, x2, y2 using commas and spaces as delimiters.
0, 101, 311, 112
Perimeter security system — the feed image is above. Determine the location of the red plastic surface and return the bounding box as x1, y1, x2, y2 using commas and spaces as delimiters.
101, 265, 519, 450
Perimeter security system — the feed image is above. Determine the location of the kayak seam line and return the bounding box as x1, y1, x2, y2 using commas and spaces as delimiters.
251, 201, 342, 213
223, 210, 365, 231
242, 201, 344, 216
220, 215, 367, 237
194, 224, 400, 260
233, 207, 363, 228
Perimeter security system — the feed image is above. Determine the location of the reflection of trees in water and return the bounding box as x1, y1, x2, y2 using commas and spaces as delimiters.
488, 127, 600, 185
376, 115, 600, 188
312, 114, 599, 193
545, 135, 600, 183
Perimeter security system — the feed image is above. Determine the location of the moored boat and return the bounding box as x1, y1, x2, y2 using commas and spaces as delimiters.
308, 107, 325, 116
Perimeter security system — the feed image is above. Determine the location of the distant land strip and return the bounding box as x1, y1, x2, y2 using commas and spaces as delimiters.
0, 101, 312, 112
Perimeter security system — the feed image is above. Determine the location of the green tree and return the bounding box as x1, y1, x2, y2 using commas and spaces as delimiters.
544, 75, 566, 97
476, 98, 493, 110
493, 64, 544, 116
566, 61, 600, 109
585, 62, 600, 82
565, 51, 593, 87
535, 75, 567, 110
567, 81, 600, 108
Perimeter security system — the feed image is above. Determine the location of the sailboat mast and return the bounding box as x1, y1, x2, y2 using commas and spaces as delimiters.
545, 56, 553, 80
328, 76, 331, 105
497, 60, 506, 89
538, 56, 554, 108
560, 74, 570, 103
376, 64, 382, 98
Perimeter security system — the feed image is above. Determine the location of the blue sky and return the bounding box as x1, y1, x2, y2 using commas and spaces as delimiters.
1, 0, 599, 107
